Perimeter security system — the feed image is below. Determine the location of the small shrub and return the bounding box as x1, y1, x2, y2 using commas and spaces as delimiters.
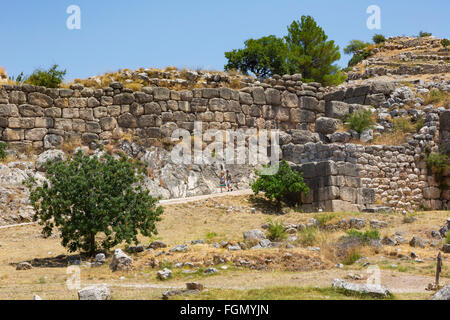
342, 249, 362, 265
251, 160, 309, 207
372, 34, 386, 44
346, 109, 375, 134
314, 213, 337, 228
419, 31, 432, 38
346, 229, 380, 244
413, 116, 425, 132
402, 214, 417, 224
442, 39, 450, 48
266, 220, 287, 241
206, 232, 217, 239
426, 152, 449, 174
393, 117, 415, 133
0, 142, 7, 161
298, 227, 318, 246
446, 233, 450, 244
25, 64, 66, 88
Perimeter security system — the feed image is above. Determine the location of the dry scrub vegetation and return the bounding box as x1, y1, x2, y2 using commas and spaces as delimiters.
0, 194, 448, 300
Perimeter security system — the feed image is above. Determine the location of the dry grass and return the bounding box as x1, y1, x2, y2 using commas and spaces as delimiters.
373, 131, 408, 145
420, 89, 450, 107
0, 194, 448, 300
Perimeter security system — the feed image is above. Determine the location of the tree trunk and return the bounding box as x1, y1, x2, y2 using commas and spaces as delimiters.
89, 232, 96, 257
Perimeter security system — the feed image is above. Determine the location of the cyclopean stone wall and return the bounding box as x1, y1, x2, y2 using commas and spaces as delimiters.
281, 103, 445, 211
440, 110, 450, 208
0, 77, 394, 152
0, 78, 448, 212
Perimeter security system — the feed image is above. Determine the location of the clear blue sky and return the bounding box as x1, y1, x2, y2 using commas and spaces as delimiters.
1, 0, 449, 81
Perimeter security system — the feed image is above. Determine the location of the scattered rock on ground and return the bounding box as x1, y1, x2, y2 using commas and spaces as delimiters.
16, 262, 33, 270
110, 249, 133, 272
78, 285, 111, 300
332, 279, 392, 298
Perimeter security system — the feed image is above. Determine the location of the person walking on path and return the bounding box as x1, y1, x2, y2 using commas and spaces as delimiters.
226, 170, 233, 192
219, 171, 226, 193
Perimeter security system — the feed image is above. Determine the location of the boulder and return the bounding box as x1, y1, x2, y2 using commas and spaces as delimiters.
243, 230, 266, 241
409, 237, 425, 248
109, 249, 133, 272
430, 285, 450, 300
370, 81, 396, 95
360, 129, 373, 143
78, 285, 111, 300
204, 268, 218, 274
148, 241, 167, 249
442, 244, 450, 254
94, 253, 106, 265
349, 218, 366, 229
16, 262, 33, 270
332, 279, 392, 298
35, 150, 66, 171
170, 244, 189, 253
157, 268, 172, 280
315, 117, 342, 135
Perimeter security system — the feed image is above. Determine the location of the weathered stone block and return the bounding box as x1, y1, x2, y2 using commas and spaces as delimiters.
25, 128, 47, 141
325, 101, 350, 119
281, 91, 298, 108
18, 104, 44, 117
113, 93, 135, 105
118, 113, 137, 128
315, 117, 341, 134
3, 128, 24, 141
239, 92, 253, 105
251, 87, 266, 105
265, 88, 281, 105
0, 104, 19, 117
28, 92, 53, 107
8, 117, 35, 129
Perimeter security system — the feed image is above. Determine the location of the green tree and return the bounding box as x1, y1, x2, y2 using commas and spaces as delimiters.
441, 39, 450, 48
344, 40, 370, 55
224, 36, 288, 78
251, 160, 309, 207
419, 31, 432, 38
26, 151, 163, 256
25, 64, 66, 88
372, 34, 386, 44
344, 40, 372, 68
284, 15, 345, 85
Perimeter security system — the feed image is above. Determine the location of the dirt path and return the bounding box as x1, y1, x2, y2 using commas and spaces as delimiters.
159, 189, 253, 206
0, 190, 254, 230
92, 269, 444, 294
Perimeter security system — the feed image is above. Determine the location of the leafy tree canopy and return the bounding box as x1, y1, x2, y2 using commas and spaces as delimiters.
224, 36, 288, 79
251, 160, 309, 207
25, 64, 66, 88
26, 151, 163, 256
224, 15, 346, 85
284, 16, 345, 85
344, 40, 371, 55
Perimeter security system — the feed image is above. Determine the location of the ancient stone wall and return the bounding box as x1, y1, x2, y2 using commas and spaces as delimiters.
0, 77, 392, 152
440, 110, 450, 209
0, 78, 447, 212
293, 160, 375, 213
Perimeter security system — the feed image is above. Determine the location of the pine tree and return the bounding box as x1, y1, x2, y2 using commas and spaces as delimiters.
284, 16, 345, 85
